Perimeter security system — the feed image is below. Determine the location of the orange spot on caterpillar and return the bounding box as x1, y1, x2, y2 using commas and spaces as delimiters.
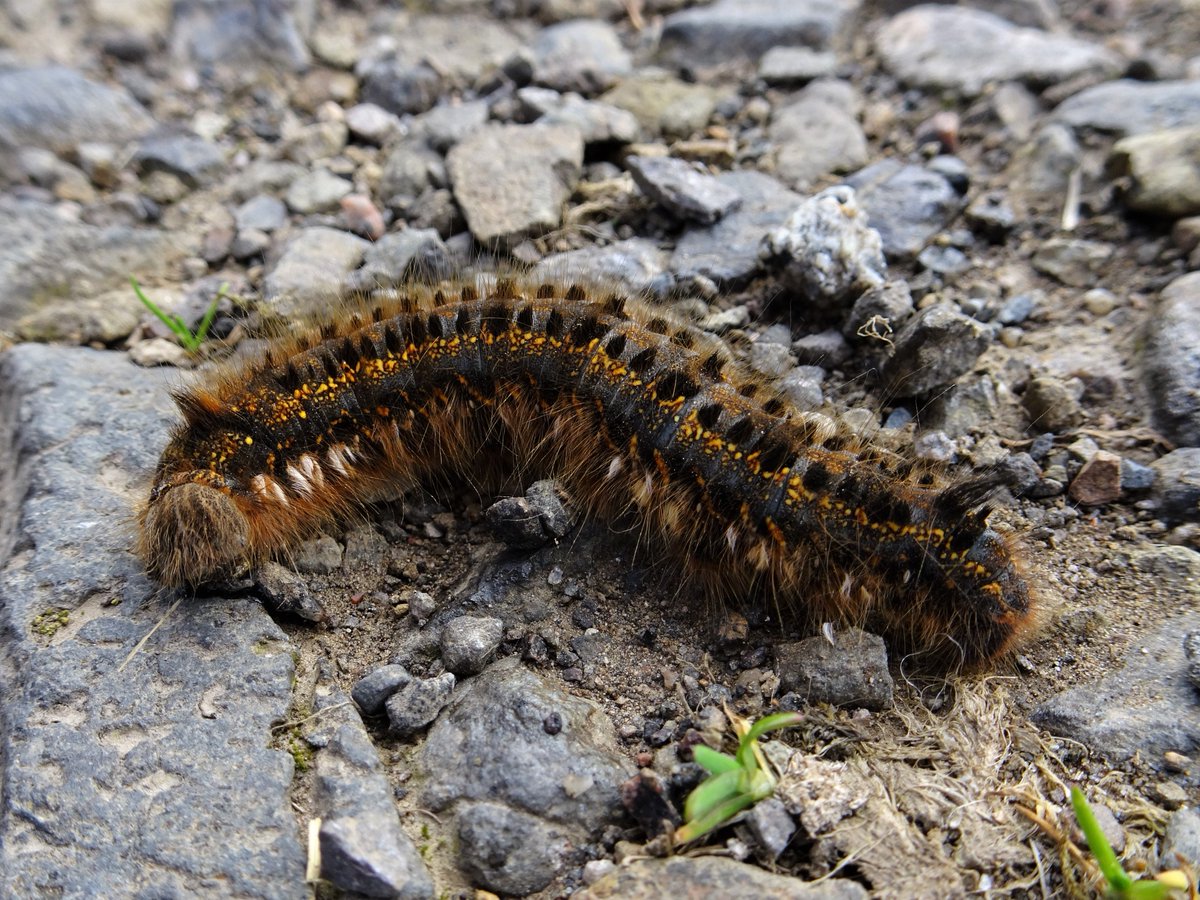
137, 275, 1043, 668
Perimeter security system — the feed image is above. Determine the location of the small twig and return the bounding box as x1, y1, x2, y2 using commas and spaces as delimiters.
1061, 166, 1082, 232
117, 596, 183, 673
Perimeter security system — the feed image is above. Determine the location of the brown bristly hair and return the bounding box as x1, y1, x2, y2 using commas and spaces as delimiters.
137, 272, 1044, 668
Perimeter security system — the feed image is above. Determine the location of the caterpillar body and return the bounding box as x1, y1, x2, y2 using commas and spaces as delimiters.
137, 276, 1038, 667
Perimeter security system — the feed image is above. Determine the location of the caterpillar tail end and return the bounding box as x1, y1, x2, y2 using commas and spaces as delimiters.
136, 482, 251, 588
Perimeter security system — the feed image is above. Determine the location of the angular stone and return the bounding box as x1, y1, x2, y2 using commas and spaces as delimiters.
441, 616, 505, 676
412, 100, 491, 153
133, 130, 225, 187
457, 801, 571, 895
294, 535, 344, 575
360, 61, 443, 116
1146, 272, 1200, 449
769, 81, 868, 189
775, 628, 894, 710
1110, 127, 1200, 217
759, 46, 839, 84
485, 480, 576, 549
535, 238, 667, 293
531, 19, 632, 94
419, 658, 633, 833
601, 73, 718, 139
315, 721, 434, 899
1031, 238, 1113, 287
359, 229, 451, 285
0, 345, 305, 897
1150, 449, 1200, 523
626, 155, 742, 225
285, 169, 353, 215
1022, 375, 1084, 433
517, 88, 640, 146
672, 171, 803, 287
255, 561, 327, 623
1069, 451, 1123, 506
235, 195, 288, 232
385, 673, 456, 736
660, 0, 860, 67
882, 305, 991, 397
352, 665, 413, 716
447, 124, 584, 246
843, 159, 962, 259
877, 5, 1119, 96
263, 226, 369, 319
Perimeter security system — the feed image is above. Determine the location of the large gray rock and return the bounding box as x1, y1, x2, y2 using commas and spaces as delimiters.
1145, 272, 1200, 449
1055, 79, 1200, 137
576, 856, 868, 899
446, 124, 584, 246
535, 238, 668, 293
876, 5, 1119, 95
1033, 551, 1200, 766
0, 344, 306, 897
263, 226, 369, 320
456, 800, 571, 895
0, 197, 189, 330
660, 0, 860, 66
626, 155, 743, 225
769, 80, 868, 189
1151, 449, 1200, 522
419, 657, 634, 832
0, 66, 153, 181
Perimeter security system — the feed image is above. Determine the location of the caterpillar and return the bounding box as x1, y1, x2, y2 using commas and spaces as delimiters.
136, 275, 1039, 668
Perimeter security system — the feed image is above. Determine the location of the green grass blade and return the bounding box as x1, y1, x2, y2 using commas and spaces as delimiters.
692, 745, 740, 776
735, 711, 802, 769
683, 769, 741, 823
1071, 787, 1132, 891
131, 275, 188, 339
192, 285, 224, 347
676, 792, 757, 843
1124, 882, 1174, 900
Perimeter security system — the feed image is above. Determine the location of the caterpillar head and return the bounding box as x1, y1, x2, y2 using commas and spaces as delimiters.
137, 481, 251, 588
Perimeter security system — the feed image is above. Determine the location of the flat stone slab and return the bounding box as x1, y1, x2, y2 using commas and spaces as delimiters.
876, 4, 1118, 95
0, 344, 305, 898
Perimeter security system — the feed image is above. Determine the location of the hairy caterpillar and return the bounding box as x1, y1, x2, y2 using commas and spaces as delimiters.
137, 275, 1039, 667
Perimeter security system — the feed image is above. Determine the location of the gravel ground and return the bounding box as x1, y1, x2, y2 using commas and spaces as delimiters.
0, 0, 1198, 898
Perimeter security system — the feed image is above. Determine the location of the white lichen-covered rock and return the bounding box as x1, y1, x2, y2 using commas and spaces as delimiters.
762, 186, 887, 306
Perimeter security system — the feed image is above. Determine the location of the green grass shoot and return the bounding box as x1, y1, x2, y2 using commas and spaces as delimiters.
674, 711, 802, 844
1070, 787, 1189, 899
131, 275, 222, 353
